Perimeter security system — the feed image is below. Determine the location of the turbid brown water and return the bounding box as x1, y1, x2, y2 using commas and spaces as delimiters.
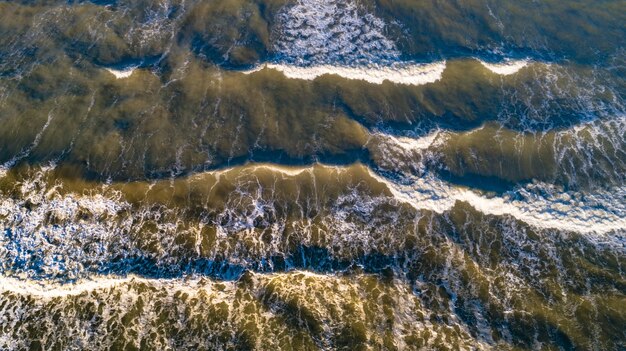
0, 1, 624, 350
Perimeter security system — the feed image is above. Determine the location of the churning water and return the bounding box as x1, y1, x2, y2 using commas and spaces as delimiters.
0, 0, 625, 350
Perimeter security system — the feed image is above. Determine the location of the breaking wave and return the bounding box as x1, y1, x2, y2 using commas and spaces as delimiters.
243, 61, 447, 85
250, 0, 534, 85
1, 157, 623, 284
1, 1, 625, 349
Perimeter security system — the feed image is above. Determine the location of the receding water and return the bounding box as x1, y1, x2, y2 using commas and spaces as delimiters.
0, 1, 624, 350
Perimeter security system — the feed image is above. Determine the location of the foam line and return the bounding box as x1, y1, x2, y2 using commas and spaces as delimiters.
374, 129, 445, 151
369, 171, 626, 236
370, 127, 626, 236
0, 276, 137, 298
479, 59, 530, 75
249, 164, 313, 177
0, 271, 331, 298
3, 160, 623, 238
105, 67, 136, 79
243, 62, 447, 85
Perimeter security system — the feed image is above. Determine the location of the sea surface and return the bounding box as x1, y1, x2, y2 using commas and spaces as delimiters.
0, 0, 625, 350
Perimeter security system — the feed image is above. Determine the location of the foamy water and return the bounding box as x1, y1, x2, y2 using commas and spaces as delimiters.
1, 0, 625, 348
371, 123, 626, 238
243, 58, 541, 85
264, 0, 533, 85
375, 129, 446, 151
0, 270, 489, 350
243, 62, 447, 85
0, 271, 347, 298
105, 67, 137, 79
273, 0, 400, 66
479, 59, 530, 75
373, 171, 626, 237
1, 116, 623, 287
0, 275, 137, 298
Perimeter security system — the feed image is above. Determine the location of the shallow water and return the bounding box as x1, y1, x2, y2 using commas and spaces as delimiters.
0, 0, 625, 350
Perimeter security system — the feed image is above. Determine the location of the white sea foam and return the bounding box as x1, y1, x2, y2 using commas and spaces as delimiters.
263, 0, 448, 86
249, 164, 312, 177
243, 62, 446, 85
243, 58, 539, 85
0, 272, 489, 351
105, 67, 136, 79
0, 271, 333, 298
273, 0, 400, 66
370, 171, 626, 237
0, 170, 132, 280
0, 275, 136, 298
268, 0, 530, 86
1, 147, 622, 287
375, 129, 445, 151
480, 59, 529, 75
369, 124, 626, 237
189, 155, 626, 237
0, 274, 246, 300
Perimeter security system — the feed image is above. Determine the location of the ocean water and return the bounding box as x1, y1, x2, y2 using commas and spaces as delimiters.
0, 0, 624, 350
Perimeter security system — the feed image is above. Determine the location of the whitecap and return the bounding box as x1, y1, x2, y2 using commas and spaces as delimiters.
370, 121, 626, 237
105, 66, 137, 79
0, 271, 324, 298
479, 59, 530, 75
370, 171, 626, 237
243, 62, 446, 85
0, 275, 136, 298
249, 164, 312, 177
374, 129, 445, 151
